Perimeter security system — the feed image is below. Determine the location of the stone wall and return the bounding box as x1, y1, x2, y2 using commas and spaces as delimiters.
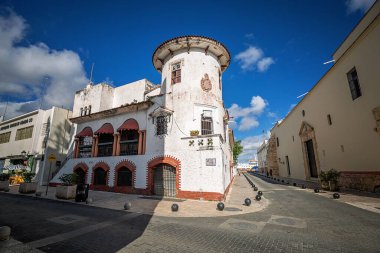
266, 135, 279, 176
339, 171, 380, 192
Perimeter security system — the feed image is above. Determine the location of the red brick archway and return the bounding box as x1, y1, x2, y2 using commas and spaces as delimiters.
91, 161, 111, 191
73, 162, 89, 184
114, 160, 136, 193
147, 156, 181, 196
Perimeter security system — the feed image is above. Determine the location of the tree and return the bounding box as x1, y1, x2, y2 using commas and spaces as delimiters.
233, 140, 243, 165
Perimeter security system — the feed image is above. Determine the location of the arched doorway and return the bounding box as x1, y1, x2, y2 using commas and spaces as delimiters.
117, 167, 133, 187
93, 167, 108, 185
153, 164, 176, 197
74, 167, 86, 185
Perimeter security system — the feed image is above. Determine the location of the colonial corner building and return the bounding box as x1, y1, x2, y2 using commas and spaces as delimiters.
51, 36, 235, 201
260, 2, 380, 193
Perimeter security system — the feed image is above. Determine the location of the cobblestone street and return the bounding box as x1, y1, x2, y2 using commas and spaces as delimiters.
1, 173, 380, 253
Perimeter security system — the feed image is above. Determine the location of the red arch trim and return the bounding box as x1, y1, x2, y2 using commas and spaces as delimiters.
91, 161, 111, 191
147, 156, 181, 196
73, 162, 89, 184
114, 160, 136, 193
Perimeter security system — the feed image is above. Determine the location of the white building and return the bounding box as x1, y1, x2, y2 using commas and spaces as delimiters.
257, 140, 268, 173
52, 36, 235, 201
0, 107, 73, 185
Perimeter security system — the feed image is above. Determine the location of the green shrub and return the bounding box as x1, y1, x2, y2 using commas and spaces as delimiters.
22, 172, 36, 183
58, 173, 78, 186
319, 169, 340, 183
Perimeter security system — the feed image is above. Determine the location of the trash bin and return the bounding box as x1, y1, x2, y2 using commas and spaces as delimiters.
75, 184, 89, 202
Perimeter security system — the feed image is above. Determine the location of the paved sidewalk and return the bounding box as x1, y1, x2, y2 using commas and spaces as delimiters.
5, 175, 269, 218
250, 172, 380, 214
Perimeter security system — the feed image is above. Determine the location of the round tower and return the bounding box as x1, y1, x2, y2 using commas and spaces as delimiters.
152, 36, 230, 136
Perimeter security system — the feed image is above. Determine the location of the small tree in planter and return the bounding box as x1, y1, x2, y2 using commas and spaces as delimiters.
0, 173, 10, 191
19, 172, 37, 194
326, 169, 341, 191
56, 173, 79, 200
319, 170, 329, 190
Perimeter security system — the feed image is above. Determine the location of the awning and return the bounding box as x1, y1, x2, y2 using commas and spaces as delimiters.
76, 127, 93, 137
117, 119, 139, 131
95, 123, 114, 135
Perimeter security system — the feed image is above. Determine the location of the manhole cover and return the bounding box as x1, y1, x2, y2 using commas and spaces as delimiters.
229, 222, 257, 231
224, 207, 242, 212
274, 218, 296, 225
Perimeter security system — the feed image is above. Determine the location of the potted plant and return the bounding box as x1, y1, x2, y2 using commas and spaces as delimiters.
0, 173, 10, 192
56, 173, 78, 199
319, 170, 329, 190
190, 130, 199, 136
327, 169, 341, 191
19, 172, 37, 194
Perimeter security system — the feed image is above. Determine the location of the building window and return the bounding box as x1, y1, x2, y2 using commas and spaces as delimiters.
286, 156, 291, 176
84, 106, 87, 116
120, 130, 138, 155
97, 134, 114, 157
276, 137, 279, 147
219, 70, 222, 90
117, 167, 132, 186
201, 110, 213, 135
156, 116, 168, 136
15, 126, 33, 141
93, 168, 107, 185
0, 132, 11, 144
327, 114, 332, 125
79, 136, 93, 158
302, 110, 305, 117
171, 62, 181, 84
347, 67, 362, 100
292, 136, 294, 142
88, 105, 92, 115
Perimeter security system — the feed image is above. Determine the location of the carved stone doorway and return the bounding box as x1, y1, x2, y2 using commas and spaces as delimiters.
299, 122, 321, 180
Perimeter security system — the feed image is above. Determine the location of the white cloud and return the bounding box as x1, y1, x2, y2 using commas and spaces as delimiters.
0, 11, 88, 119
238, 133, 270, 163
234, 46, 274, 72
239, 117, 259, 131
346, 0, 375, 13
228, 96, 268, 131
267, 112, 277, 118
234, 46, 263, 70
257, 57, 275, 72
245, 33, 254, 38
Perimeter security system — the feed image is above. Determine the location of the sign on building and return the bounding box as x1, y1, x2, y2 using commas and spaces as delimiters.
206, 158, 216, 166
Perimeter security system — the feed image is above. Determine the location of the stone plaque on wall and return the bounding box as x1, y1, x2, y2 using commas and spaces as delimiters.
206, 158, 216, 166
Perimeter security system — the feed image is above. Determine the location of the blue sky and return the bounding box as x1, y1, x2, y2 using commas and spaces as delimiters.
0, 0, 375, 162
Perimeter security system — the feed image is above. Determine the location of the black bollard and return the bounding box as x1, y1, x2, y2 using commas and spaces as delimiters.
258, 191, 263, 196
255, 195, 261, 201
253, 187, 258, 191
171, 203, 179, 212
314, 188, 320, 193
217, 202, 225, 211
124, 202, 132, 210
333, 193, 340, 199
301, 185, 306, 189
293, 183, 297, 186
245, 198, 252, 206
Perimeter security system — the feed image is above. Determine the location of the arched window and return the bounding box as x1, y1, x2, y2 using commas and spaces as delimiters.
84, 106, 88, 116
74, 168, 86, 184
95, 123, 114, 157
117, 119, 139, 156
76, 127, 93, 158
88, 105, 92, 115
93, 168, 107, 185
117, 167, 132, 186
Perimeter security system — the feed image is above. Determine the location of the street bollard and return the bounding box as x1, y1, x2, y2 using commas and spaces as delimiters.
217, 202, 225, 211
255, 195, 262, 201
124, 201, 132, 210
86, 198, 93, 204
171, 203, 179, 212
333, 193, 340, 199
314, 188, 320, 193
0, 226, 11, 241
258, 191, 263, 196
253, 187, 258, 191
244, 198, 251, 206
